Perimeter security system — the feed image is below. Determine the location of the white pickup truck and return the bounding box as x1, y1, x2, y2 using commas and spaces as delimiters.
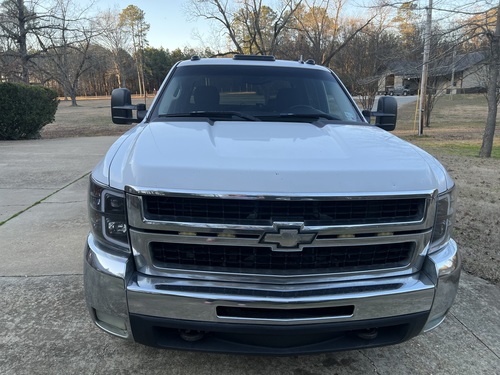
84, 55, 461, 355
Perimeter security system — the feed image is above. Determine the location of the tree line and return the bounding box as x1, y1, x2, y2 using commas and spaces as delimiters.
0, 0, 498, 156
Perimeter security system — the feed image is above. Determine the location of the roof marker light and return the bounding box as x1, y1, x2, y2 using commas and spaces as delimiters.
233, 54, 275, 61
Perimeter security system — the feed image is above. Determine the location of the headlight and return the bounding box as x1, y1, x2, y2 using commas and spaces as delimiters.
429, 185, 457, 254
89, 176, 130, 253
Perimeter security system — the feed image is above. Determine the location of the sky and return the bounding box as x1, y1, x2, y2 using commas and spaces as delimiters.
98, 0, 213, 51
95, 0, 471, 52
95, 0, 381, 52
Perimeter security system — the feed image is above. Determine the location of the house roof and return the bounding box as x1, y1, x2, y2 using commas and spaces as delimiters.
430, 51, 486, 76
386, 60, 420, 78
385, 51, 487, 78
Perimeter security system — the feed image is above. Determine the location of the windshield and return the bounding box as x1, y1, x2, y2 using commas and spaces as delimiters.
151, 64, 363, 123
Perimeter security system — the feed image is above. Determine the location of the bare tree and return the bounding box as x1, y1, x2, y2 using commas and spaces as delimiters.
0, 0, 50, 82
80, 44, 115, 95
35, 0, 99, 106
382, 0, 499, 156
95, 8, 129, 88
335, 11, 400, 110
188, 0, 242, 54
479, 2, 500, 157
390, 0, 423, 60
435, 1, 499, 156
188, 0, 303, 56
291, 0, 375, 67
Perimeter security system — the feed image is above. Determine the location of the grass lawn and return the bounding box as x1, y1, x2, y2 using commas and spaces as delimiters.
392, 93, 500, 159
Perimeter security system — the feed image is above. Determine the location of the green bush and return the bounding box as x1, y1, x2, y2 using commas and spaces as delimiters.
0, 83, 59, 140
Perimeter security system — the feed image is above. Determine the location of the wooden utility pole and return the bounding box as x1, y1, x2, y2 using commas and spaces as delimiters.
418, 0, 433, 135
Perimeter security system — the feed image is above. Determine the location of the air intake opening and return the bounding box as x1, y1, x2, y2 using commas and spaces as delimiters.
216, 305, 354, 320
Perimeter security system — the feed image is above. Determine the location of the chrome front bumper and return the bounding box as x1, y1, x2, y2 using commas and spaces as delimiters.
84, 233, 461, 352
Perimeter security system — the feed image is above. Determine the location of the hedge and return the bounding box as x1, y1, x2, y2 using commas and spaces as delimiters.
0, 83, 59, 140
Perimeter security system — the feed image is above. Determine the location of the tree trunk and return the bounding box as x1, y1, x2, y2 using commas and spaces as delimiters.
17, 0, 30, 83
113, 60, 123, 87
66, 84, 78, 106
479, 2, 500, 158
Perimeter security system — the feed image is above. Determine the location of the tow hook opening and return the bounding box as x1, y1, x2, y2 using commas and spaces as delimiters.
179, 329, 206, 342
356, 328, 379, 340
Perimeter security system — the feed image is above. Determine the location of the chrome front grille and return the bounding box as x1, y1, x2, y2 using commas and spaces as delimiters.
143, 195, 426, 226
150, 242, 415, 274
126, 189, 437, 280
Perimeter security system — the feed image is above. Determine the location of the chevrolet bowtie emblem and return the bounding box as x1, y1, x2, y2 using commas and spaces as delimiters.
261, 225, 316, 251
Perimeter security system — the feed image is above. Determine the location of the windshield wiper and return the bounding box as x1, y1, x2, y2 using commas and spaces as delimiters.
273, 112, 341, 121
159, 111, 260, 121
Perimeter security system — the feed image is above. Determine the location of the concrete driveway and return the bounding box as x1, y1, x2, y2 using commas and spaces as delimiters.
1, 137, 499, 374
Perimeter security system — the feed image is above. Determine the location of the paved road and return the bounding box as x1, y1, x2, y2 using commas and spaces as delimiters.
373, 95, 418, 109
1, 136, 499, 374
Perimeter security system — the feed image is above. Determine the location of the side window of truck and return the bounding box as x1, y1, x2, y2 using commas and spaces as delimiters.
158, 78, 183, 115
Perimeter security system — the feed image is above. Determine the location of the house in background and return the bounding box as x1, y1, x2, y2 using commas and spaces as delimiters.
378, 60, 420, 95
378, 51, 487, 95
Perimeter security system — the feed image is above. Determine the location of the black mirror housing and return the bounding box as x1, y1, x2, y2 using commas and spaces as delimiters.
136, 103, 147, 123
373, 96, 397, 131
111, 88, 146, 124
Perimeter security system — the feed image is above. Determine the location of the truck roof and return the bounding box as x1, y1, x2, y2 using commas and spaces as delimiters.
177, 54, 330, 71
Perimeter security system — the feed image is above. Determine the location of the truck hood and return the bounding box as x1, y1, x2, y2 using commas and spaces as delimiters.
103, 120, 450, 195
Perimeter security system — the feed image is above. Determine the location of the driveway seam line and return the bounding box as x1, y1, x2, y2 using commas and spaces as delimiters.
0, 172, 90, 227
450, 310, 500, 359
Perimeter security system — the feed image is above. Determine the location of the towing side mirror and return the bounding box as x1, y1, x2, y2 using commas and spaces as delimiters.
111, 88, 146, 124
373, 96, 397, 131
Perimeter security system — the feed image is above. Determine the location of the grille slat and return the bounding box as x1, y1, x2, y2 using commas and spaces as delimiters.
143, 196, 425, 225
151, 242, 414, 274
